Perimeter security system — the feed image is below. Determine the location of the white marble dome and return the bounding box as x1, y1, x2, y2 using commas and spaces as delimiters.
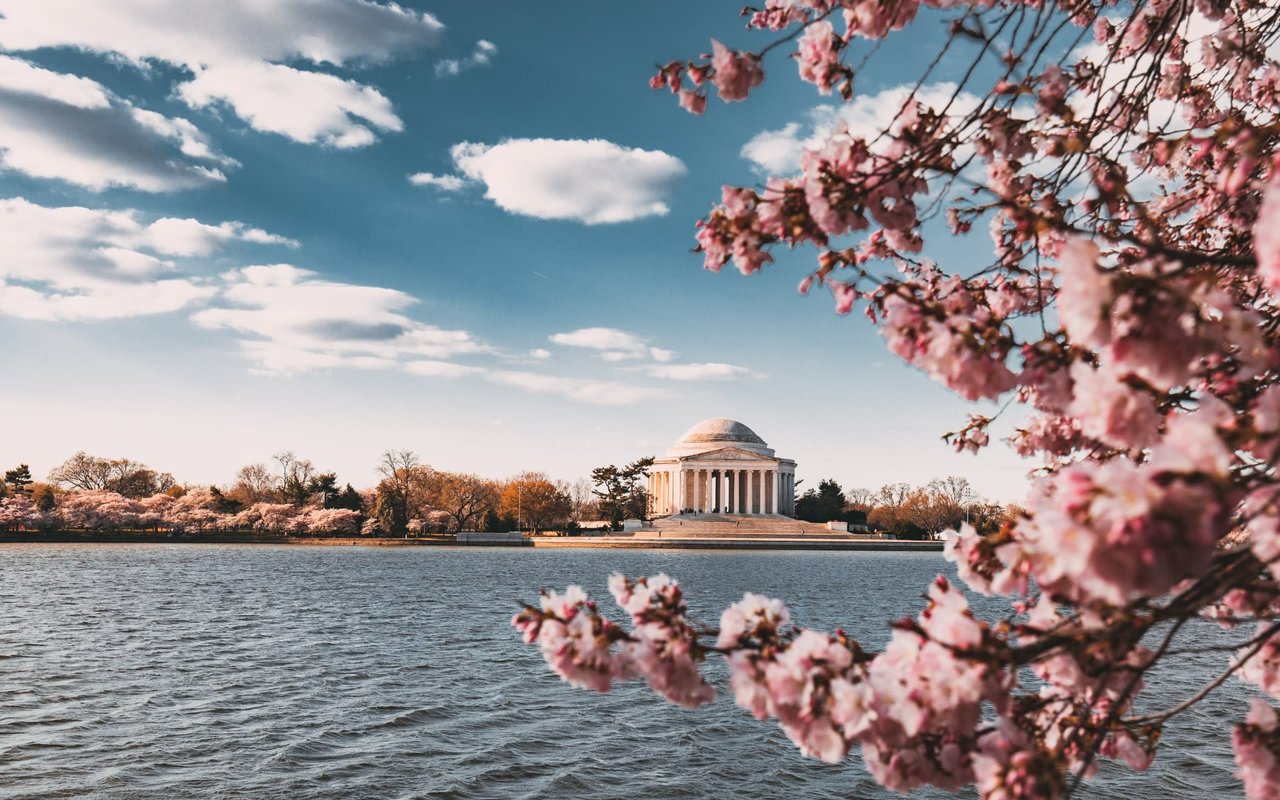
666, 418, 776, 458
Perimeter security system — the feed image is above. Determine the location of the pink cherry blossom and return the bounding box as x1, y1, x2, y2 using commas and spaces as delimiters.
795, 20, 843, 94
1067, 360, 1160, 450
709, 40, 763, 102
1234, 699, 1280, 800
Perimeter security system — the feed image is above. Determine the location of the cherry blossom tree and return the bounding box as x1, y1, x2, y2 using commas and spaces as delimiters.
58, 490, 141, 530
298, 508, 361, 536
0, 494, 40, 532
518, 1, 1280, 797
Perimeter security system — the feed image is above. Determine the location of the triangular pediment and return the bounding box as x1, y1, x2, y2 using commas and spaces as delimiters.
680, 447, 776, 462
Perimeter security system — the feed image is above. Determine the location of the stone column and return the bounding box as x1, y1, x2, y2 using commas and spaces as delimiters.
697, 470, 705, 513
727, 470, 735, 513
764, 471, 772, 514
719, 470, 727, 514
775, 470, 783, 516
747, 470, 755, 514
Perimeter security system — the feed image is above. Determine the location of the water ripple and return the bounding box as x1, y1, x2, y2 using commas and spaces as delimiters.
0, 544, 1256, 799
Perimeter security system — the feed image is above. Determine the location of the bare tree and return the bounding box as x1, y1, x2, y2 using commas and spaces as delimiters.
48, 452, 174, 498
845, 486, 875, 512
231, 463, 278, 504
432, 472, 498, 532
376, 450, 421, 534
273, 451, 316, 505
929, 476, 975, 509
567, 478, 597, 523
875, 483, 912, 510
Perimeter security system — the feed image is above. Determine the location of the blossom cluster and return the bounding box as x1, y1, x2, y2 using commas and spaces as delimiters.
520, 0, 1280, 796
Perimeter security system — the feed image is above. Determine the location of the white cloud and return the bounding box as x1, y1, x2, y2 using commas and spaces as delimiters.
549, 327, 673, 361
486, 370, 666, 405
0, 0, 443, 148
640, 362, 755, 381
449, 138, 686, 224
435, 39, 497, 78
0, 197, 290, 321
0, 279, 214, 323
178, 62, 402, 149
138, 218, 299, 257
740, 122, 808, 176
529, 348, 552, 359
0, 0, 443, 66
0, 53, 108, 108
741, 83, 979, 174
409, 172, 468, 191
0, 55, 233, 190
404, 360, 486, 378
192, 265, 493, 373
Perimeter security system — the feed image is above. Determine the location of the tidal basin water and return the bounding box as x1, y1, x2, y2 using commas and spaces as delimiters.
0, 544, 1258, 799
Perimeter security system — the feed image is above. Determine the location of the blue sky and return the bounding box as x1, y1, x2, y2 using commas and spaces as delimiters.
0, 1, 1030, 500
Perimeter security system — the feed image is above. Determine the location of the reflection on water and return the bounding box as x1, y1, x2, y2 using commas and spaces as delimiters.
0, 544, 1254, 799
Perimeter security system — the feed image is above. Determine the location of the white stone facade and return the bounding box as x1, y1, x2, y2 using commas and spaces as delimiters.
647, 419, 796, 517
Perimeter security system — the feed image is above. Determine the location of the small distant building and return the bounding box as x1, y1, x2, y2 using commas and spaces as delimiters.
646, 418, 796, 517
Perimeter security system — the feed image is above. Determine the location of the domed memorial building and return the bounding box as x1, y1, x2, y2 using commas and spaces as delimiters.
647, 419, 797, 517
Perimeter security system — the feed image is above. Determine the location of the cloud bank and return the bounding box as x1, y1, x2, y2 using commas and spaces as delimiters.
0, 198, 290, 321
0, 56, 234, 190
192, 265, 492, 374
0, 0, 443, 149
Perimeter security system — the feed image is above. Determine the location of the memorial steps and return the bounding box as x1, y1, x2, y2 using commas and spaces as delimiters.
528, 513, 943, 550
638, 513, 848, 539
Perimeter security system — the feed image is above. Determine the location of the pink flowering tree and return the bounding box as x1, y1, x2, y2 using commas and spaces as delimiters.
59, 490, 141, 530
298, 507, 361, 536
0, 495, 41, 532
166, 488, 233, 533
518, 2, 1280, 797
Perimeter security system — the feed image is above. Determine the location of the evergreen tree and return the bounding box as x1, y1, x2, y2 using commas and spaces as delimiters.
330, 483, 364, 512
795, 478, 849, 523
483, 509, 518, 533
308, 472, 340, 506
4, 464, 33, 495
591, 457, 655, 530
209, 486, 242, 514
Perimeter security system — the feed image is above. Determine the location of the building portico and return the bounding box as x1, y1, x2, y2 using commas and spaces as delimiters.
647, 419, 796, 517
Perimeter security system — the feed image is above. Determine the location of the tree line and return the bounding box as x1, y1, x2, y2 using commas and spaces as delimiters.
794, 476, 1020, 539
0, 451, 637, 537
